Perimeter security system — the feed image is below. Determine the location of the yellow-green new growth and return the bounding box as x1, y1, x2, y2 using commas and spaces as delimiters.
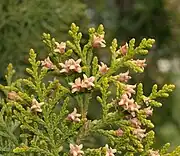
0, 23, 178, 156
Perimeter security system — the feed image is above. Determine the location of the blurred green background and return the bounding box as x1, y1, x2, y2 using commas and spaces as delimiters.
0, 0, 180, 150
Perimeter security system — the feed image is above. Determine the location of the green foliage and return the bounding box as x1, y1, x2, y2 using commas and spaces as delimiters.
0, 23, 179, 156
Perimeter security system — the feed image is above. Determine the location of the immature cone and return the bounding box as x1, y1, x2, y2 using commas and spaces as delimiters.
69, 78, 82, 93
59, 59, 82, 73
105, 144, 117, 156
8, 91, 20, 101
143, 107, 153, 117
124, 84, 136, 97
133, 128, 146, 140
69, 144, 84, 156
92, 34, 106, 48
115, 128, 124, 137
130, 118, 141, 128
69, 75, 95, 93
67, 108, 81, 122
131, 59, 147, 70
118, 43, 128, 55
148, 150, 160, 156
117, 71, 131, 83
119, 94, 140, 117
119, 94, 134, 109
30, 98, 44, 113
81, 74, 95, 90
98, 62, 109, 75
54, 42, 66, 53
41, 57, 55, 69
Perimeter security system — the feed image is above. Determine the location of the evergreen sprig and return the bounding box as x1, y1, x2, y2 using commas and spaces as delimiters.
0, 23, 179, 156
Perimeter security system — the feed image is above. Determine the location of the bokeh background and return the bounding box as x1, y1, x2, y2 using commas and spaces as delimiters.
1, 0, 180, 150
